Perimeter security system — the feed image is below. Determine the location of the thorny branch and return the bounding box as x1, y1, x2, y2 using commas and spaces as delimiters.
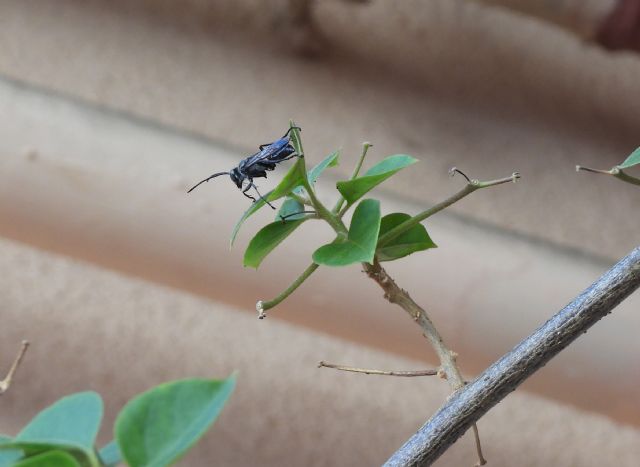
363, 259, 487, 466
260, 169, 519, 465
385, 246, 640, 466
0, 340, 29, 395
318, 361, 439, 377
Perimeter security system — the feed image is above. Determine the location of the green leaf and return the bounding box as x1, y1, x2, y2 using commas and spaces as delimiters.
376, 213, 437, 262
115, 376, 236, 467
618, 147, 640, 169
266, 157, 306, 201
98, 441, 121, 467
336, 155, 417, 205
308, 150, 340, 184
288, 122, 304, 157
276, 150, 340, 221
313, 199, 381, 266
230, 193, 274, 246
14, 450, 80, 467
232, 147, 338, 245
16, 392, 102, 454
276, 196, 305, 221
0, 437, 23, 467
244, 219, 307, 268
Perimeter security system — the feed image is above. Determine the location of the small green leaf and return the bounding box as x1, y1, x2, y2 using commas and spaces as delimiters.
16, 392, 102, 454
276, 196, 305, 221
376, 213, 437, 262
313, 199, 381, 266
267, 157, 306, 201
336, 155, 417, 205
14, 450, 80, 467
276, 150, 340, 221
98, 441, 121, 467
244, 219, 307, 268
0, 437, 23, 467
308, 150, 340, 184
115, 376, 236, 467
618, 147, 640, 169
288, 122, 304, 157
230, 193, 274, 246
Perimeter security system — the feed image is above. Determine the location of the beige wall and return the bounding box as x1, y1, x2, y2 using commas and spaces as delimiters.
1, 0, 639, 464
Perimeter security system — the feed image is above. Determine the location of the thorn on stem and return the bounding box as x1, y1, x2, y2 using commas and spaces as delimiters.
449, 167, 472, 183
318, 361, 438, 377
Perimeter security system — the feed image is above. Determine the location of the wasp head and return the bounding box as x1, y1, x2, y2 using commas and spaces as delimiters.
229, 167, 244, 188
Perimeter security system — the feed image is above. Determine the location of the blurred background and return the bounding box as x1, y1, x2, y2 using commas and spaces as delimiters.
1, 0, 639, 465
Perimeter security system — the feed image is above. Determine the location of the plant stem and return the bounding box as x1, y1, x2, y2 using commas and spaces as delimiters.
289, 191, 311, 206
258, 263, 320, 316
318, 361, 438, 377
290, 122, 348, 236
0, 340, 29, 395
385, 246, 640, 467
378, 172, 520, 247
576, 165, 640, 186
303, 176, 347, 236
363, 260, 486, 465
615, 169, 640, 186
333, 142, 373, 216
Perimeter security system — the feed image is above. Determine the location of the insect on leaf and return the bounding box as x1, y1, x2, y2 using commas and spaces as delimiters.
231, 142, 310, 246
336, 155, 417, 206
313, 199, 381, 266
230, 159, 303, 247
376, 213, 437, 262
618, 147, 640, 169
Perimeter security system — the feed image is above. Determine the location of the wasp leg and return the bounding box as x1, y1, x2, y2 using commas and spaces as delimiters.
247, 181, 276, 210
275, 153, 300, 164
241, 184, 257, 202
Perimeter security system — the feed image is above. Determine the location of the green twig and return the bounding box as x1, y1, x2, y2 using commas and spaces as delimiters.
257, 263, 320, 317
289, 123, 347, 235
289, 191, 311, 206
576, 165, 640, 186
378, 170, 520, 247
333, 142, 373, 216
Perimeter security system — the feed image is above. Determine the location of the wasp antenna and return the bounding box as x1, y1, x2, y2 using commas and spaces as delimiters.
187, 172, 230, 193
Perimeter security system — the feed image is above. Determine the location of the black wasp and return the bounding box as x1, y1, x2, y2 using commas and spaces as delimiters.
187, 127, 302, 209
